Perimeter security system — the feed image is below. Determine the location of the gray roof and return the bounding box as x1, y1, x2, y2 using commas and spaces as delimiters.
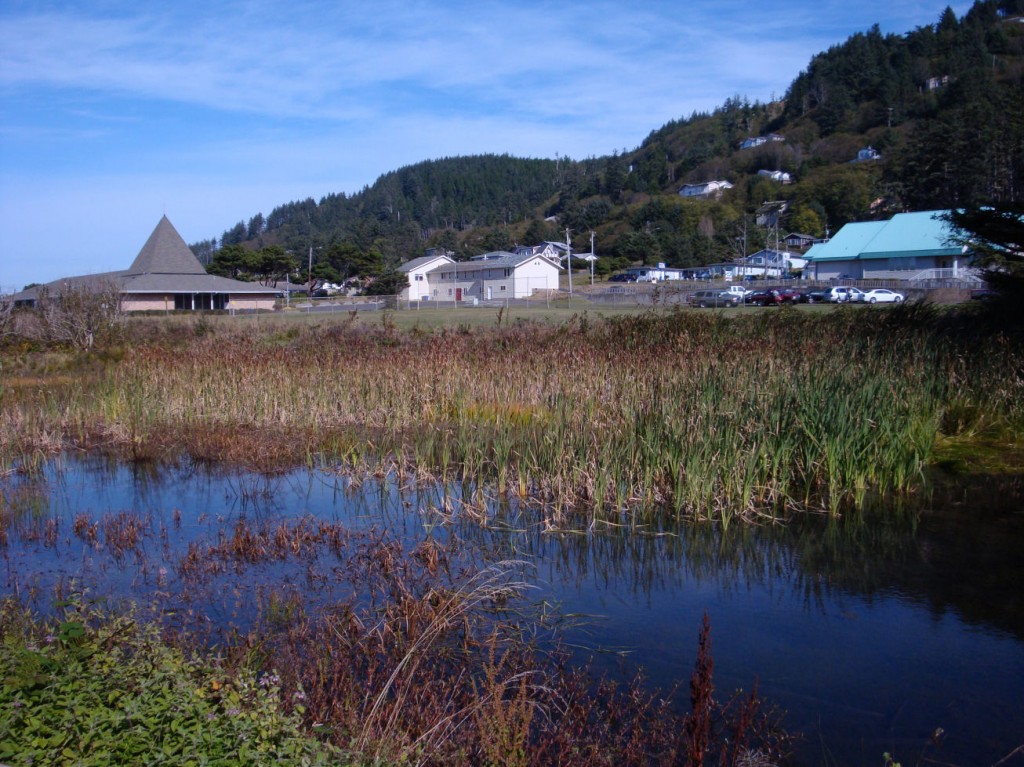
398, 254, 453, 273
120, 272, 278, 293
127, 215, 208, 275
428, 251, 562, 274
10, 216, 277, 303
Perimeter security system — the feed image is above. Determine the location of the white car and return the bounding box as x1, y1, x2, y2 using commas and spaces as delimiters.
863, 288, 905, 304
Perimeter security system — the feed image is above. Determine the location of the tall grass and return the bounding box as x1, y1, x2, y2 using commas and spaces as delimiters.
2, 305, 1021, 521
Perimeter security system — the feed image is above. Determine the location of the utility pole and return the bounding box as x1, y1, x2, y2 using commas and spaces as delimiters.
565, 227, 573, 298
589, 230, 596, 286
306, 211, 314, 293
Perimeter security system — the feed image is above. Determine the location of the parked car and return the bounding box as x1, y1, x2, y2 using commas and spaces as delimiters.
723, 285, 751, 299
863, 288, 905, 304
970, 288, 997, 301
608, 272, 638, 283
688, 290, 741, 308
826, 286, 865, 303
775, 287, 805, 304
804, 289, 828, 304
745, 288, 785, 306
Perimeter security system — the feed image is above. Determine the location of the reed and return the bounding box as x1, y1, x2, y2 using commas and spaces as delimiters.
2, 305, 1020, 522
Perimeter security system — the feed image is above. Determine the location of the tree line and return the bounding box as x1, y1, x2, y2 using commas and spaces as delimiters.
190, 0, 1023, 282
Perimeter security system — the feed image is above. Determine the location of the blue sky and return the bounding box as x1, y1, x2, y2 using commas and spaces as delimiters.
0, 0, 971, 292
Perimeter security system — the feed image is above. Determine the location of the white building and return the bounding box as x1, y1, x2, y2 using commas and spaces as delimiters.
757, 169, 792, 184
397, 252, 455, 301
426, 251, 561, 301
625, 264, 685, 282
728, 249, 807, 279
679, 180, 733, 199
739, 134, 785, 150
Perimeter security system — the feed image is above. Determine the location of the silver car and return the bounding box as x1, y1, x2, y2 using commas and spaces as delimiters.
827, 286, 865, 303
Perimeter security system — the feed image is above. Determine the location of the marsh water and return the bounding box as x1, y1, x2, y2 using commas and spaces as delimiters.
2, 457, 1022, 765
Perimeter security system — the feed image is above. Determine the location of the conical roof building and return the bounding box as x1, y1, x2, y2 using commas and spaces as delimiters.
10, 216, 279, 313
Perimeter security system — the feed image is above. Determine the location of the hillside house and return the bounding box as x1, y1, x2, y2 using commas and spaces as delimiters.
783, 233, 821, 249
854, 146, 881, 162
756, 200, 789, 228
739, 134, 785, 150
512, 242, 566, 263
758, 169, 792, 183
679, 180, 733, 199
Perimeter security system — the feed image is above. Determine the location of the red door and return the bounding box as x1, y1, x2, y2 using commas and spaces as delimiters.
455, 288, 462, 301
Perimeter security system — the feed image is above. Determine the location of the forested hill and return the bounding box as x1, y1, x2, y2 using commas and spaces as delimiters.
192, 0, 1024, 280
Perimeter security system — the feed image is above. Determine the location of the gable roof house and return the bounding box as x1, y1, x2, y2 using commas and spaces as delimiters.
729, 248, 807, 279
757, 169, 792, 184
426, 251, 561, 301
679, 180, 733, 199
739, 134, 785, 150
853, 146, 881, 162
804, 210, 974, 282
512, 242, 566, 264
397, 252, 454, 301
783, 232, 822, 250
12, 216, 280, 312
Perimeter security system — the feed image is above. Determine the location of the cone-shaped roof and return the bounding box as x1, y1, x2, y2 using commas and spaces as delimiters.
126, 215, 206, 275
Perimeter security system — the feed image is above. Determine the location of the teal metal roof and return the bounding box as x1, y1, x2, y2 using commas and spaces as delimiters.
804, 221, 886, 262
806, 210, 960, 262
859, 210, 961, 258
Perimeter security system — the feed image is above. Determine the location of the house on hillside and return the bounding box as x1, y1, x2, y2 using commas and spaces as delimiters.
804, 210, 973, 281
739, 134, 785, 150
512, 242, 566, 263
854, 146, 881, 162
10, 216, 279, 312
756, 200, 789, 228
783, 233, 821, 250
398, 252, 454, 301
426, 251, 561, 301
757, 169, 792, 184
679, 180, 733, 199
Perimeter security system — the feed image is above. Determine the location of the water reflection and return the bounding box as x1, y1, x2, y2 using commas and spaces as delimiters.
1, 458, 1022, 765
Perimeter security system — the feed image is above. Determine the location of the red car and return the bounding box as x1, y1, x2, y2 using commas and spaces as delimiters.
775, 288, 805, 304
745, 288, 785, 306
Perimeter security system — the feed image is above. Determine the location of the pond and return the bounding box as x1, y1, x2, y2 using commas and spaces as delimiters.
2, 457, 1022, 766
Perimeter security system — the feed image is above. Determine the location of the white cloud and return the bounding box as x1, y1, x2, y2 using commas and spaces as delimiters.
0, 0, 976, 291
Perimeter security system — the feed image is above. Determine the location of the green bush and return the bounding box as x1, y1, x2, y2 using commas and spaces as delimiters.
0, 597, 342, 766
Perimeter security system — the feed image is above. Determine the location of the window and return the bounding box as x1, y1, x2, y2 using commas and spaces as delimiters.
415, 274, 423, 281
500, 285, 506, 291
173, 293, 227, 311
